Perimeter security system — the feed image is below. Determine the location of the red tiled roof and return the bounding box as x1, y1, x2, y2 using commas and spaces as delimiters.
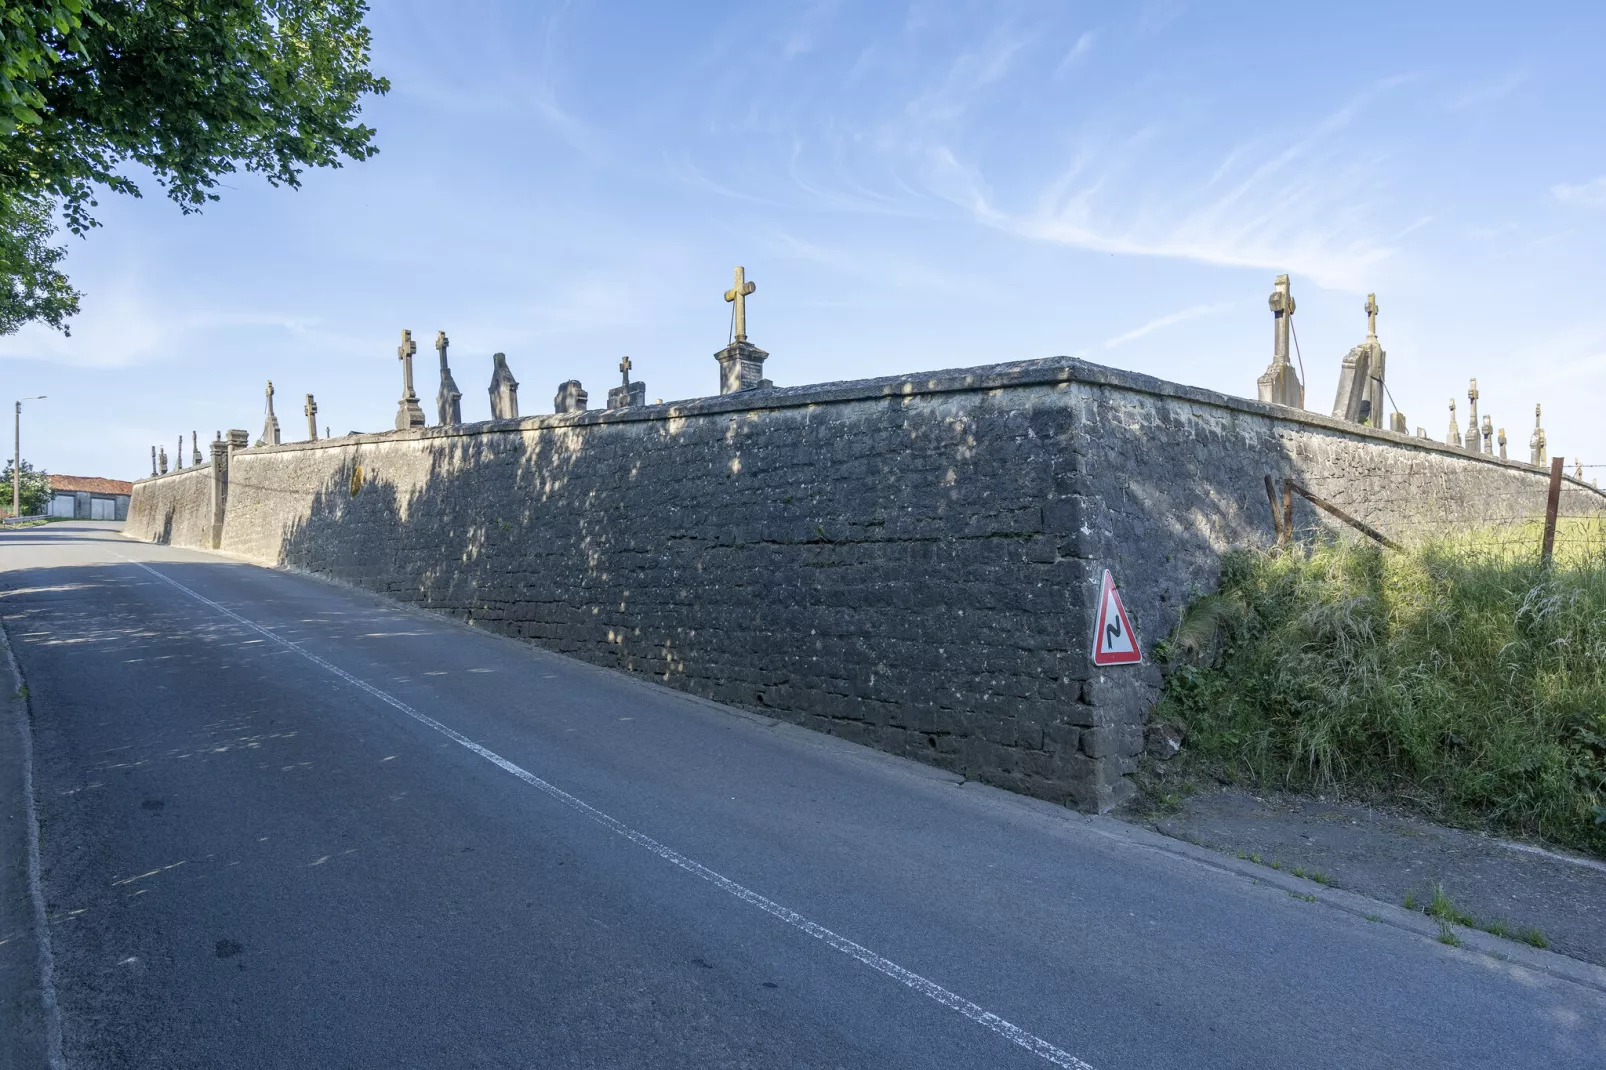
49, 474, 134, 496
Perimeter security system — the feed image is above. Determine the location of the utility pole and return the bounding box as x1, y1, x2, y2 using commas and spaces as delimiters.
13, 395, 46, 518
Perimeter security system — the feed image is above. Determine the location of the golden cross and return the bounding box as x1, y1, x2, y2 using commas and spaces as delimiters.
1365, 293, 1379, 338
724, 266, 757, 342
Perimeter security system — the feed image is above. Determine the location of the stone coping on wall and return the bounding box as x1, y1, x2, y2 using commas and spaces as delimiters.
136, 357, 1601, 495
133, 460, 213, 486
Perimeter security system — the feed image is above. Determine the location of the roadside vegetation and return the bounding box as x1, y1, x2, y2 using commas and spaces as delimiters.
1153, 520, 1606, 858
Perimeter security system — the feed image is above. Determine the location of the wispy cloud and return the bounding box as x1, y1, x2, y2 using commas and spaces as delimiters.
1104, 302, 1231, 348
1054, 30, 1098, 76
1447, 69, 1526, 110
1552, 175, 1606, 208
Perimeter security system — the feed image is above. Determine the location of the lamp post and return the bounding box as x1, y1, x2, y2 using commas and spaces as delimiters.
12, 395, 46, 519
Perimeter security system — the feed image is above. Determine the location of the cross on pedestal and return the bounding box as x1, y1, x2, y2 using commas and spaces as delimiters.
395, 329, 425, 429
304, 394, 319, 441
724, 267, 757, 342
1365, 293, 1379, 339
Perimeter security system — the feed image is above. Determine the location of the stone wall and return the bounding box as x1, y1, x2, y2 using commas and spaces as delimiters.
124, 357, 1605, 810
125, 463, 215, 548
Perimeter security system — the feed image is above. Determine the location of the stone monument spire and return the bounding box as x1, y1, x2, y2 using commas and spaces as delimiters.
151, 446, 157, 477
1447, 399, 1462, 447
1530, 404, 1546, 465
261, 380, 282, 446
489, 352, 520, 420
305, 394, 319, 441
715, 265, 771, 394
435, 331, 462, 427
158, 446, 168, 475
1257, 274, 1303, 408
607, 355, 646, 410
1464, 380, 1480, 454
395, 330, 426, 430
191, 431, 202, 466
177, 435, 185, 469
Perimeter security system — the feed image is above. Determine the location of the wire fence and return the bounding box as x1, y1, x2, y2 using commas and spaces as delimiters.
1266, 459, 1606, 564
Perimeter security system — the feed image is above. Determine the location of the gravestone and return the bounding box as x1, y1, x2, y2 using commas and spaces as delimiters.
158, 447, 168, 475
150, 446, 157, 477
435, 331, 462, 426
176, 436, 184, 469
1498, 427, 1507, 460
1465, 380, 1481, 455
715, 266, 772, 394
1362, 294, 1387, 428
1446, 399, 1462, 447
395, 330, 426, 430
305, 394, 319, 441
1530, 404, 1546, 465
554, 380, 588, 414
262, 380, 282, 446
489, 352, 520, 419
1390, 413, 1407, 433
1331, 293, 1383, 424
1256, 274, 1303, 408
607, 355, 647, 410
192, 431, 202, 466
1481, 415, 1494, 456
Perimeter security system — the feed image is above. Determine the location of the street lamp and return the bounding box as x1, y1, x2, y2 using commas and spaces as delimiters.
13, 395, 46, 519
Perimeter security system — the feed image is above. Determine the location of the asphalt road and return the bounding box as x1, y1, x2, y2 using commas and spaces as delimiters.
2, 522, 1603, 1069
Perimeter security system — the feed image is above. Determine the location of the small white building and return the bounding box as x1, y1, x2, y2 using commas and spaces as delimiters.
47, 475, 133, 521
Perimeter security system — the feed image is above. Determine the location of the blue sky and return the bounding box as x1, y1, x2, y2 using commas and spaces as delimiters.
4, 1, 1605, 482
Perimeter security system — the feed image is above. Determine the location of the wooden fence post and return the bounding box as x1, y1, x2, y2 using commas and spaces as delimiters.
1541, 456, 1565, 565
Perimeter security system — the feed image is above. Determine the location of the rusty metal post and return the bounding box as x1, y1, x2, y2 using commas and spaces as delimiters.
1264, 475, 1282, 543
1281, 483, 1295, 548
1541, 456, 1564, 564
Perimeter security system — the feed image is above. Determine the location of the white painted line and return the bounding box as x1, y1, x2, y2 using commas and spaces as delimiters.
1, 620, 66, 1070
118, 556, 1095, 1069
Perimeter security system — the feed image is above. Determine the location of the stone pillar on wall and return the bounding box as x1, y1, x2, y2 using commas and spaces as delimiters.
209, 433, 229, 550
488, 353, 520, 420
715, 340, 771, 394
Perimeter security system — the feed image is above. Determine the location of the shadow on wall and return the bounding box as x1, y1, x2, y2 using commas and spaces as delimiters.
259, 389, 1209, 810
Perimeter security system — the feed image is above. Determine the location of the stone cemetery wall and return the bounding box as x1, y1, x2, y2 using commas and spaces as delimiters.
124, 357, 1606, 811
125, 463, 215, 549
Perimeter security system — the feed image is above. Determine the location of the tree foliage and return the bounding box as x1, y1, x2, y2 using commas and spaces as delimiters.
0, 191, 80, 332
1, 458, 52, 514
0, 1, 388, 333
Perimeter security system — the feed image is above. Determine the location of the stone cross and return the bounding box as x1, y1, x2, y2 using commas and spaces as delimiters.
262, 380, 282, 446
395, 329, 425, 430
1481, 415, 1493, 456
435, 331, 462, 427
488, 352, 520, 420
608, 355, 646, 410
1465, 380, 1480, 454
191, 431, 202, 466
158, 446, 168, 475
1530, 404, 1546, 465
1257, 274, 1303, 408
1365, 293, 1379, 339
305, 394, 319, 441
1498, 427, 1507, 460
1447, 398, 1462, 447
725, 266, 757, 342
1577, 461, 1585, 480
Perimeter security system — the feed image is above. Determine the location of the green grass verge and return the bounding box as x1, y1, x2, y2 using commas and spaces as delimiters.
1154, 520, 1606, 857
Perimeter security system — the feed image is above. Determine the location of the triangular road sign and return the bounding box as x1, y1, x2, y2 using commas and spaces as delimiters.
1092, 569, 1142, 666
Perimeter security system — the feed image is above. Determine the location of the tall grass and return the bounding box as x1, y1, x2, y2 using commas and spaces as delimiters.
1157, 519, 1606, 856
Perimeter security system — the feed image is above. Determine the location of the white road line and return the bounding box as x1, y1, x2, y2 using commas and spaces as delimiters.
119, 556, 1096, 1069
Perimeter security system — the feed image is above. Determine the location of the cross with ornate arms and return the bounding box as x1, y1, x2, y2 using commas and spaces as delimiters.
1365, 293, 1379, 339
619, 355, 632, 386
724, 266, 757, 342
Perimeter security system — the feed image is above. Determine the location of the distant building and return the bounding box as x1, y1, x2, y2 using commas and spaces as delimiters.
47, 475, 133, 521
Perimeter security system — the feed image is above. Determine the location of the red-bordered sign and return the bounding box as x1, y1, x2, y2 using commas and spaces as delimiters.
1092, 569, 1142, 666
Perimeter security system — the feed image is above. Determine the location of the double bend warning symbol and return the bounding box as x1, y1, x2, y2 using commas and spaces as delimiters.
1092, 569, 1142, 666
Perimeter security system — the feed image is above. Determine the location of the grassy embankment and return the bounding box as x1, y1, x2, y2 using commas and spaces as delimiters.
1154, 518, 1606, 857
